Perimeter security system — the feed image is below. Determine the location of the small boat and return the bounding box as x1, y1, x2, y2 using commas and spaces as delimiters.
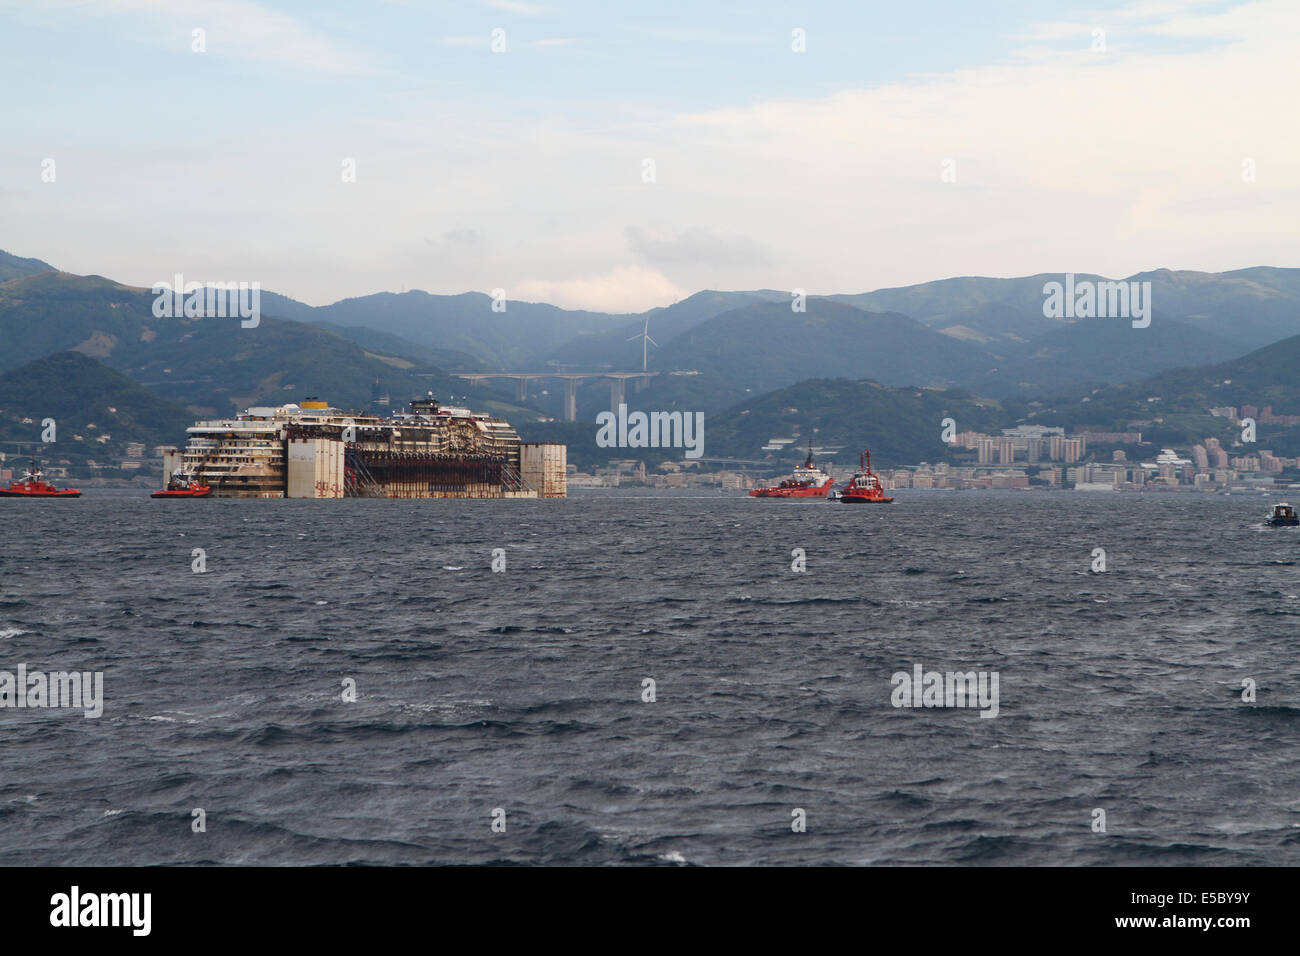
0, 458, 81, 498
151, 472, 212, 499
838, 447, 893, 503
749, 441, 835, 498
1267, 502, 1299, 526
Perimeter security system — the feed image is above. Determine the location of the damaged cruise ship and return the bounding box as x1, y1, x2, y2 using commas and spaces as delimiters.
163, 397, 566, 499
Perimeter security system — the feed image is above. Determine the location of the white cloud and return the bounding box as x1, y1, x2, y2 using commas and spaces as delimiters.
626, 226, 771, 269
486, 0, 546, 14
24, 0, 375, 73
7, 0, 1298, 306
651, 0, 1300, 289
439, 35, 490, 48
515, 266, 686, 313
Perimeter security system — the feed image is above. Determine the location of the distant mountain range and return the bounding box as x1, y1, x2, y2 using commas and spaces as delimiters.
191, 265, 1296, 418
2, 246, 1298, 474
0, 268, 534, 422
827, 267, 1300, 349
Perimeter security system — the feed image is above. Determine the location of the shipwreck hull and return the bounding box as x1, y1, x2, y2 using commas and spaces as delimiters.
166, 400, 565, 499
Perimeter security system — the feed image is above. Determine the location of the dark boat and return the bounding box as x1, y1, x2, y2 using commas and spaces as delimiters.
1267, 502, 1299, 526
0, 459, 81, 498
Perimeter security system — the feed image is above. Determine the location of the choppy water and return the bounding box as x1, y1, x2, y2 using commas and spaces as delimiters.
1, 489, 1299, 865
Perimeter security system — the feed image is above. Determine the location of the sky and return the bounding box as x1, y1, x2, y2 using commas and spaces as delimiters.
1, 0, 1297, 311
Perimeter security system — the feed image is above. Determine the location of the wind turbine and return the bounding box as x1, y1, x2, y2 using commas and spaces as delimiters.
627, 316, 658, 372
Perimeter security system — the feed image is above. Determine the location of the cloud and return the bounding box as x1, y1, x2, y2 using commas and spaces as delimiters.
17, 0, 375, 73
625, 226, 772, 269
515, 266, 686, 313
486, 0, 546, 14
651, 0, 1300, 288
442, 228, 481, 247
439, 35, 490, 48
142, 0, 373, 72
10, 0, 1298, 307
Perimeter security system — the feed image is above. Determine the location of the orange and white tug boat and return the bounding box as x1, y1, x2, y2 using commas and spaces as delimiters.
0, 458, 81, 498
151, 471, 212, 499
837, 447, 893, 503
749, 441, 835, 498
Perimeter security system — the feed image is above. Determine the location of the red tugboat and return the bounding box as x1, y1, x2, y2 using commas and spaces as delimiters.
151, 471, 212, 499
0, 459, 81, 498
749, 441, 835, 498
838, 447, 893, 503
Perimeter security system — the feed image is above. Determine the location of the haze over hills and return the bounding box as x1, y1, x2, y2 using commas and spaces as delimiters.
556, 300, 1254, 422
180, 266, 1297, 389
308, 291, 625, 370
972, 313, 1244, 399
308, 321, 486, 372
826, 268, 1300, 350
541, 290, 790, 370
235, 266, 1296, 420
625, 300, 991, 413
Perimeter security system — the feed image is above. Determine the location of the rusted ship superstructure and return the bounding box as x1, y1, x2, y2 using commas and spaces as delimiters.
164, 397, 566, 499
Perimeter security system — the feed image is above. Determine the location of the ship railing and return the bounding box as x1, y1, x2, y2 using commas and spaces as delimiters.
501, 462, 536, 495
343, 447, 385, 498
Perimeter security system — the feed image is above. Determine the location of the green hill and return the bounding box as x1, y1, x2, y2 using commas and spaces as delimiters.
0, 272, 525, 419
976, 314, 1243, 398
0, 249, 55, 283
703, 380, 1009, 469
701, 331, 1300, 471
0, 351, 195, 479
1028, 330, 1300, 455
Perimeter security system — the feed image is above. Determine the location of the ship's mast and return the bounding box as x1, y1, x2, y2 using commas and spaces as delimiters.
859, 447, 876, 483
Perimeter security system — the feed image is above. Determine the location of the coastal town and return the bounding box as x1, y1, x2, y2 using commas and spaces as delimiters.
568, 406, 1300, 494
